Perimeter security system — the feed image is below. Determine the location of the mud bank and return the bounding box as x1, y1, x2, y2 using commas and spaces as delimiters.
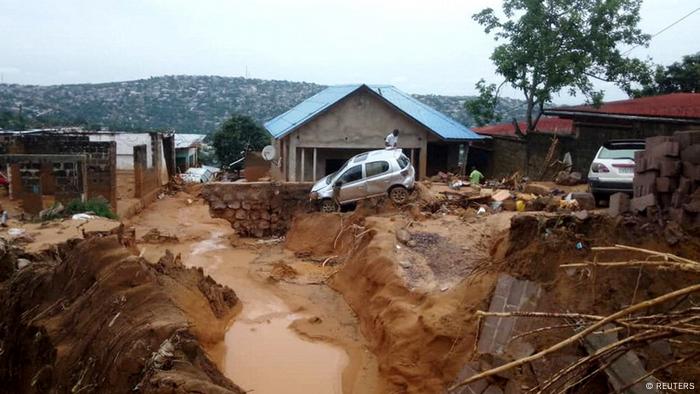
129, 192, 378, 393
0, 235, 243, 393
286, 212, 506, 393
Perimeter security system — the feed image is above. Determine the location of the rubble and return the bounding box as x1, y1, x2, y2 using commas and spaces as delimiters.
633, 130, 700, 228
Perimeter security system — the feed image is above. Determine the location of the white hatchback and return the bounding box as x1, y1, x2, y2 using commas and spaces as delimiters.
309, 149, 415, 212
587, 140, 645, 202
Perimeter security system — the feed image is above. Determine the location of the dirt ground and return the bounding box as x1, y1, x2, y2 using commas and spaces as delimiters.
1, 179, 698, 394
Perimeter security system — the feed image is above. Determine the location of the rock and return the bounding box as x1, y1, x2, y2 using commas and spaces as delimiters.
399, 260, 412, 268
608, 192, 631, 217
569, 192, 596, 210
395, 228, 411, 244
572, 210, 589, 221
39, 202, 64, 220
16, 258, 31, 269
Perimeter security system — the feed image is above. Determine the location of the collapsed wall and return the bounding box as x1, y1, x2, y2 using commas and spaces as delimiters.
0, 235, 244, 393
202, 182, 315, 237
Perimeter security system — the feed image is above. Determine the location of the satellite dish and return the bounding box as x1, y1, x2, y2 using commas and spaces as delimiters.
261, 145, 277, 161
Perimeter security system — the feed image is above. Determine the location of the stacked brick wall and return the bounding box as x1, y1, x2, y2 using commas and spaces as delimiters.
632, 130, 700, 228
201, 182, 315, 237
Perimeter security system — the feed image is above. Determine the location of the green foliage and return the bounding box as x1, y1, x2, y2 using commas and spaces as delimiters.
65, 197, 117, 219
632, 53, 700, 97
465, 79, 502, 127
211, 115, 269, 167
470, 0, 651, 131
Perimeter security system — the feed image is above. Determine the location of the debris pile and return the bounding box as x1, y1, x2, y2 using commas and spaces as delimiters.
631, 130, 700, 229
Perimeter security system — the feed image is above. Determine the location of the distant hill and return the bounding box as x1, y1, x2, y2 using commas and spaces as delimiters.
0, 75, 528, 133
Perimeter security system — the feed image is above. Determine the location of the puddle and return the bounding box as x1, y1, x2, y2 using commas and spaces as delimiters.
185, 232, 349, 394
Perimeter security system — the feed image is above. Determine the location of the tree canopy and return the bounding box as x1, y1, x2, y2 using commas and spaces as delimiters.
211, 115, 270, 167
632, 53, 700, 97
467, 0, 651, 132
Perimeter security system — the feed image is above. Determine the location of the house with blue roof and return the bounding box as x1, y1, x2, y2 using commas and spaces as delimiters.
264, 84, 485, 181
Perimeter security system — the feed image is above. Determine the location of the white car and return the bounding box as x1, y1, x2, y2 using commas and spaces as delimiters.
309, 149, 415, 212
587, 140, 645, 203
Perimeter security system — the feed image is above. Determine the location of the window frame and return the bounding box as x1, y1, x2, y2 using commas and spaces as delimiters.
365, 160, 391, 178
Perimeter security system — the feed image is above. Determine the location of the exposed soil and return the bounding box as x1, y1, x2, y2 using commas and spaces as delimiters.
0, 234, 242, 393
127, 192, 381, 394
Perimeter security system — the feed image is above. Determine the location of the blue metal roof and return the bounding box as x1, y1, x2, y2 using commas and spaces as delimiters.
264, 84, 485, 141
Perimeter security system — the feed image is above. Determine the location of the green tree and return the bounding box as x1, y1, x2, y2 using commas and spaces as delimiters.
465, 79, 502, 127
467, 0, 651, 132
211, 114, 269, 167
632, 53, 700, 97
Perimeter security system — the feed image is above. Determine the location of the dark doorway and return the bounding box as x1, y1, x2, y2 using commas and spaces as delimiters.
426, 143, 449, 176
325, 159, 346, 175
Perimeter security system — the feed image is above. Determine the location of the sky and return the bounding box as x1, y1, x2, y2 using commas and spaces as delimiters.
0, 0, 698, 104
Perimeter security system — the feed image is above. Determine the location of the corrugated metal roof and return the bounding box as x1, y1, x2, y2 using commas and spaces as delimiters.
264, 84, 485, 141
474, 117, 574, 137
175, 133, 206, 148
546, 93, 700, 120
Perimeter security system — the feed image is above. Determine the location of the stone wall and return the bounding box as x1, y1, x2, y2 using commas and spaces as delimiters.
201, 182, 314, 237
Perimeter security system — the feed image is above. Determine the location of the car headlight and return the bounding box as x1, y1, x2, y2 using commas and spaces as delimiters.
309, 191, 319, 200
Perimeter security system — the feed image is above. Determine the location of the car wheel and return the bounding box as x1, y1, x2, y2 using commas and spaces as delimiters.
320, 199, 338, 213
389, 186, 409, 205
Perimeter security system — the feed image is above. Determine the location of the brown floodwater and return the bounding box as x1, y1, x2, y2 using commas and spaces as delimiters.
187, 231, 348, 394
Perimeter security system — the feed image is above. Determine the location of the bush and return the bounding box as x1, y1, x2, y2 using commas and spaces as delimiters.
65, 197, 117, 219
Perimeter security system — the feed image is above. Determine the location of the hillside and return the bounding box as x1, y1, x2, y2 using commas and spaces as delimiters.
0, 76, 527, 133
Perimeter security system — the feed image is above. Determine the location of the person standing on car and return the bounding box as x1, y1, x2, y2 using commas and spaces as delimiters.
385, 129, 399, 149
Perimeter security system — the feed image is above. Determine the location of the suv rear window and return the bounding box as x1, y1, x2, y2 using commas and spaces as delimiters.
397, 154, 410, 169
598, 144, 644, 160
366, 161, 390, 177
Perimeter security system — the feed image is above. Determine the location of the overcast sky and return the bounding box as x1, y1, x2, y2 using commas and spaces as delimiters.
1, 0, 698, 104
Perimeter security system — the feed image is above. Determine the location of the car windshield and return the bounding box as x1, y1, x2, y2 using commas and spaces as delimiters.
326, 160, 351, 184
598, 145, 643, 160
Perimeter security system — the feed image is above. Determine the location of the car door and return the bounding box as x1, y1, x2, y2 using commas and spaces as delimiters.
335, 164, 366, 203
364, 160, 392, 196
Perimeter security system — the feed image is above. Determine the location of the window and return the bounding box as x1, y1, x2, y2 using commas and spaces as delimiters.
397, 154, 410, 169
339, 165, 363, 184
353, 153, 369, 163
366, 161, 390, 177
598, 146, 644, 160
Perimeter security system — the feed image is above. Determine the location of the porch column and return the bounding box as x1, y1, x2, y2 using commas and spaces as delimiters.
300, 148, 306, 182
312, 148, 317, 181
410, 148, 415, 168
419, 139, 428, 180
288, 137, 297, 181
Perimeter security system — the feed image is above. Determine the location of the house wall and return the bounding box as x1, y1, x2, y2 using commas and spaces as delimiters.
88, 132, 153, 170
0, 134, 117, 212
282, 89, 431, 180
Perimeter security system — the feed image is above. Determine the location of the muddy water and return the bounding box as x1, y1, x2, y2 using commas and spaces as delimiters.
182, 231, 348, 394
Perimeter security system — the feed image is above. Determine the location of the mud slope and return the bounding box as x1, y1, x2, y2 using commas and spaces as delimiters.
0, 235, 244, 394
319, 216, 496, 394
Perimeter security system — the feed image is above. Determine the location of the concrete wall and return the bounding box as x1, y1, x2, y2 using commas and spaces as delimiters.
201, 182, 315, 237
88, 133, 153, 170
281, 88, 431, 181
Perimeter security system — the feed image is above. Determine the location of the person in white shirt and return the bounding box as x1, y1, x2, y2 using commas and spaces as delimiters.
385, 129, 399, 149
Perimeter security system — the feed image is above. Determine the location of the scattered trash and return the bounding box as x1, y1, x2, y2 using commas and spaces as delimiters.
575, 241, 584, 250
72, 213, 97, 221
7, 228, 26, 238
515, 200, 526, 212
477, 207, 486, 216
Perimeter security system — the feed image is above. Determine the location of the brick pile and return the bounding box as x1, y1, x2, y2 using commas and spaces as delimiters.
632, 130, 700, 228
201, 182, 314, 237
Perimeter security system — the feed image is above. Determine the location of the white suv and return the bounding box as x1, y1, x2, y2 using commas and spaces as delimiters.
588, 140, 645, 203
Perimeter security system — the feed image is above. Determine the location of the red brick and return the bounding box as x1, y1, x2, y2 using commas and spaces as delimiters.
673, 130, 700, 148
631, 193, 656, 212
680, 145, 700, 165
608, 192, 630, 217
655, 177, 678, 193
647, 141, 680, 159
633, 172, 657, 197
659, 159, 682, 177
683, 162, 700, 181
